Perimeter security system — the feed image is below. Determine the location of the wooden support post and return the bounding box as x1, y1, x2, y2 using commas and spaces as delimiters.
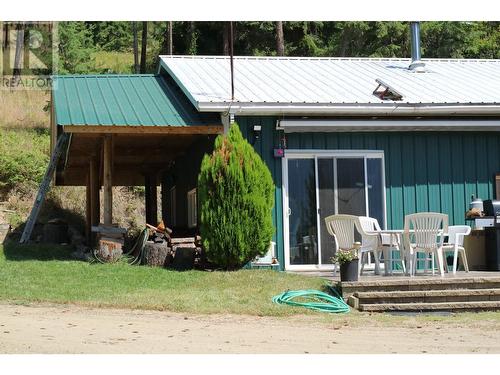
90, 156, 100, 245
85, 173, 92, 243
145, 173, 158, 226
103, 135, 113, 225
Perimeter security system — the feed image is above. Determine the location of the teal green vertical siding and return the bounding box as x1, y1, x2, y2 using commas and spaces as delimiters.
234, 118, 500, 270
237, 117, 285, 268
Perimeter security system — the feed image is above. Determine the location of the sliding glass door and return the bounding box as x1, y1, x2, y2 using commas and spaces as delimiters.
283, 151, 386, 270
287, 158, 318, 265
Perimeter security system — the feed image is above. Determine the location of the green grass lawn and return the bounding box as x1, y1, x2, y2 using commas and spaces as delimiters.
0, 241, 327, 316
3, 242, 500, 325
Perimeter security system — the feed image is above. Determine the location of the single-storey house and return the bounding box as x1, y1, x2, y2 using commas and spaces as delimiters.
51, 53, 500, 272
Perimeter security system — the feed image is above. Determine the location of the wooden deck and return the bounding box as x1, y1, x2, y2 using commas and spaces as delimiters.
289, 270, 500, 283
289, 270, 500, 312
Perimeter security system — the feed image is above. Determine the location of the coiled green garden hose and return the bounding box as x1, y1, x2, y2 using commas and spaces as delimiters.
272, 286, 350, 313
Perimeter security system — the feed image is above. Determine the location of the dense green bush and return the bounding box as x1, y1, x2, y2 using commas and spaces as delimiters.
198, 123, 275, 270
0, 128, 50, 196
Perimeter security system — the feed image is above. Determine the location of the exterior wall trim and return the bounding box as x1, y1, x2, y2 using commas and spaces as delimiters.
280, 119, 500, 132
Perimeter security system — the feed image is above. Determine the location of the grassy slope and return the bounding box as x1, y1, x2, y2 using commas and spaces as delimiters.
0, 90, 49, 129
0, 242, 326, 316
92, 51, 134, 74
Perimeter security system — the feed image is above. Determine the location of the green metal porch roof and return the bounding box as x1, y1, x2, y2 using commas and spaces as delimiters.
52, 74, 220, 127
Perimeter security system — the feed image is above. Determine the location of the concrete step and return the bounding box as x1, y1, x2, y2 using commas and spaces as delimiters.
341, 276, 500, 298
353, 289, 500, 305
357, 300, 500, 312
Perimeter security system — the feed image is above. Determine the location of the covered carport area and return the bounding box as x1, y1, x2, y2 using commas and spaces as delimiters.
51, 74, 222, 243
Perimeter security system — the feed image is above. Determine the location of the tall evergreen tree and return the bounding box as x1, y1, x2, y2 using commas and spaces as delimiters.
12, 22, 25, 85
57, 22, 96, 74
276, 21, 284, 56
198, 124, 275, 270
140, 21, 148, 73
132, 22, 139, 73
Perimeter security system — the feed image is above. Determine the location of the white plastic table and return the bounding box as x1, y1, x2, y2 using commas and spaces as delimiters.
377, 229, 406, 275
376, 229, 446, 276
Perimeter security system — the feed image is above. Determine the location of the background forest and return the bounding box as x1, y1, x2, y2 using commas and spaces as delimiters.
55, 21, 500, 74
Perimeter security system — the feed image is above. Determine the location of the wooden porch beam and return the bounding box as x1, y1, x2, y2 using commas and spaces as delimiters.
90, 156, 100, 244
62, 125, 223, 135
85, 173, 92, 244
145, 173, 158, 226
103, 135, 113, 225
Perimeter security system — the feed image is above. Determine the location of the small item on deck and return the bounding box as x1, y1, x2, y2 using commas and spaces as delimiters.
272, 286, 350, 314
466, 208, 484, 219
469, 195, 484, 212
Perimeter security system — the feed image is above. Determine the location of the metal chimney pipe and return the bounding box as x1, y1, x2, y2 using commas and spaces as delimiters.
409, 21, 425, 72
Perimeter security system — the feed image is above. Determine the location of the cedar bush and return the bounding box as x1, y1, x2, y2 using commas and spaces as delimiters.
198, 123, 275, 270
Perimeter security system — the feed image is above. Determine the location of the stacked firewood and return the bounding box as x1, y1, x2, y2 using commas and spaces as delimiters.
142, 222, 203, 269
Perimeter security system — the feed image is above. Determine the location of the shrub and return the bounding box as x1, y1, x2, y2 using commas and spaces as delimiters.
198, 123, 275, 270
0, 128, 50, 196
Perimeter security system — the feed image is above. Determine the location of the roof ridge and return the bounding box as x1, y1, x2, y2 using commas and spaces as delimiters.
52, 74, 158, 79
159, 55, 500, 63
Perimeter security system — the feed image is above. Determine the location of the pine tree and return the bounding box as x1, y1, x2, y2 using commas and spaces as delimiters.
198, 124, 275, 270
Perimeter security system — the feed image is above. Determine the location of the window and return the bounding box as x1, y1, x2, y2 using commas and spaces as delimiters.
169, 186, 176, 227
187, 188, 197, 228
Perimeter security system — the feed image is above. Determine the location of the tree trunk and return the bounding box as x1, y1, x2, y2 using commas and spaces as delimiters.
162, 21, 173, 55
132, 22, 139, 73
143, 241, 170, 267
12, 22, 25, 86
222, 22, 229, 55
187, 21, 197, 55
3, 23, 9, 49
275, 21, 285, 56
140, 21, 148, 73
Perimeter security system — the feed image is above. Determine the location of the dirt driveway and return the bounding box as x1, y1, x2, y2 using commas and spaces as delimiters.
1, 303, 499, 354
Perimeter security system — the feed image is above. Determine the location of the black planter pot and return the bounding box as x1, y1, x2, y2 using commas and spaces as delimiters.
340, 260, 359, 282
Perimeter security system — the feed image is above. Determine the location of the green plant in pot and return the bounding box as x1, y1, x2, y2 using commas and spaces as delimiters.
331, 243, 360, 282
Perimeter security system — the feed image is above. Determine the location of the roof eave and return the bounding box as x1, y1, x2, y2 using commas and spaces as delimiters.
196, 102, 500, 116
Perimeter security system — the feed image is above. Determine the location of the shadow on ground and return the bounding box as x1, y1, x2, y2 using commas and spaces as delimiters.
2, 196, 85, 261
1, 239, 77, 261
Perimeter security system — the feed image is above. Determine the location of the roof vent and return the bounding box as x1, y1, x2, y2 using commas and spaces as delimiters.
373, 78, 403, 101
409, 22, 426, 73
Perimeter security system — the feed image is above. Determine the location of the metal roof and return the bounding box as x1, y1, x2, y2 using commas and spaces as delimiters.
52, 74, 220, 126
159, 55, 500, 115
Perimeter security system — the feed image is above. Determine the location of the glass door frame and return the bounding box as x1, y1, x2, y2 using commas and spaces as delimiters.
282, 149, 387, 271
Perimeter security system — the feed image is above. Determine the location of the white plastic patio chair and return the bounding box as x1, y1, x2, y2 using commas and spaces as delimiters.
442, 225, 471, 274
325, 215, 356, 277
358, 216, 406, 275
355, 216, 383, 275
403, 213, 448, 277
325, 214, 380, 276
